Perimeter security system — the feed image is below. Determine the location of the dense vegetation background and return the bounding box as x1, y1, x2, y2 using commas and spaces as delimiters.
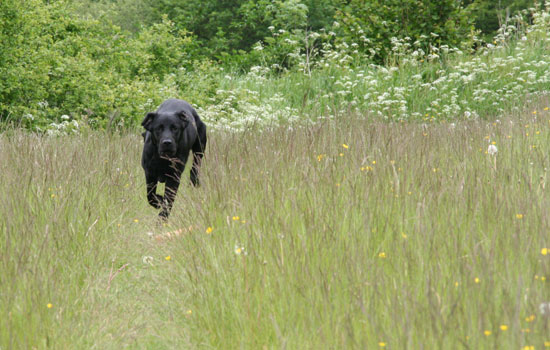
0, 0, 546, 131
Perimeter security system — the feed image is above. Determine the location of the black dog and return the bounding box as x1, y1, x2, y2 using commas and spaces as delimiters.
141, 99, 207, 218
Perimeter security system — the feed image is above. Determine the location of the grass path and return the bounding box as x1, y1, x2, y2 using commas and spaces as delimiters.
2, 101, 550, 348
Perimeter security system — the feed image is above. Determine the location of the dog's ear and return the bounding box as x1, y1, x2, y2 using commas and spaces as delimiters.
176, 111, 191, 124
141, 112, 157, 131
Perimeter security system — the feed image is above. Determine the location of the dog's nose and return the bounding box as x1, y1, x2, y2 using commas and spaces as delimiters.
161, 140, 173, 146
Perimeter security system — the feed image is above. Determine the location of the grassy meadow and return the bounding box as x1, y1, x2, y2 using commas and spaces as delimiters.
2, 99, 550, 349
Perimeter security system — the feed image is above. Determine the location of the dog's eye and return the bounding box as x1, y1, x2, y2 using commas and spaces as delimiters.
170, 125, 179, 131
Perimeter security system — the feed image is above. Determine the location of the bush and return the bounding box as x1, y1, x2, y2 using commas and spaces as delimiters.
0, 0, 196, 131
333, 0, 476, 63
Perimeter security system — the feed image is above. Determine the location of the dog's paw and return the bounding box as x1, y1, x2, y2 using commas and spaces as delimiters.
158, 210, 170, 220
190, 175, 200, 187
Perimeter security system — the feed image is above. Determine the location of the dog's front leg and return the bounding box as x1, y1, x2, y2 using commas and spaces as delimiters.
159, 176, 180, 219
190, 121, 207, 187
146, 181, 163, 209
190, 152, 204, 187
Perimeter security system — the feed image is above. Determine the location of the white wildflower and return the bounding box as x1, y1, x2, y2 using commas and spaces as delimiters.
540, 302, 550, 316
142, 256, 154, 265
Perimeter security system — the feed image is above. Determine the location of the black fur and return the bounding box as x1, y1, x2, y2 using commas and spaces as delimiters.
141, 99, 207, 219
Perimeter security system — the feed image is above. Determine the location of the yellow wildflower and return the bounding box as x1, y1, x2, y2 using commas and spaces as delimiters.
342, 143, 349, 149
47, 303, 53, 309
234, 245, 245, 255
542, 248, 548, 256
206, 227, 213, 234
500, 325, 508, 331
484, 330, 491, 336
165, 255, 171, 261
378, 252, 386, 258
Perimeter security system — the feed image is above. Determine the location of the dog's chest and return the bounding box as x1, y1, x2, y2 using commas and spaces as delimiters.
144, 156, 178, 181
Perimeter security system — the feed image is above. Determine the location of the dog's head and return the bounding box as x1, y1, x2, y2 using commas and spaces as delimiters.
142, 111, 190, 157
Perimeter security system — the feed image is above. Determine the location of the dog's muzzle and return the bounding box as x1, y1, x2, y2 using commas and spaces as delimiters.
159, 139, 176, 157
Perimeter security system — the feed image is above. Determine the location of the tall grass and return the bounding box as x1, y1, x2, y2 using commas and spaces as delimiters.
2, 99, 550, 348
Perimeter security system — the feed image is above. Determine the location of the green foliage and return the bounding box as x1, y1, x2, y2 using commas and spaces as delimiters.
144, 0, 314, 61
464, 0, 540, 39
0, 0, 195, 131
189, 1, 550, 131
144, 0, 264, 58
72, 0, 157, 33
122, 18, 199, 79
333, 0, 476, 63
1, 0, 547, 132
68, 0, 538, 67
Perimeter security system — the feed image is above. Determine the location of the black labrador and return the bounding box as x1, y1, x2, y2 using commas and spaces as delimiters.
141, 99, 207, 218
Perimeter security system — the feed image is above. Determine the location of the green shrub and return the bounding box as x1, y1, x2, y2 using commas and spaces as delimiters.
0, 0, 195, 131
333, 0, 476, 63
